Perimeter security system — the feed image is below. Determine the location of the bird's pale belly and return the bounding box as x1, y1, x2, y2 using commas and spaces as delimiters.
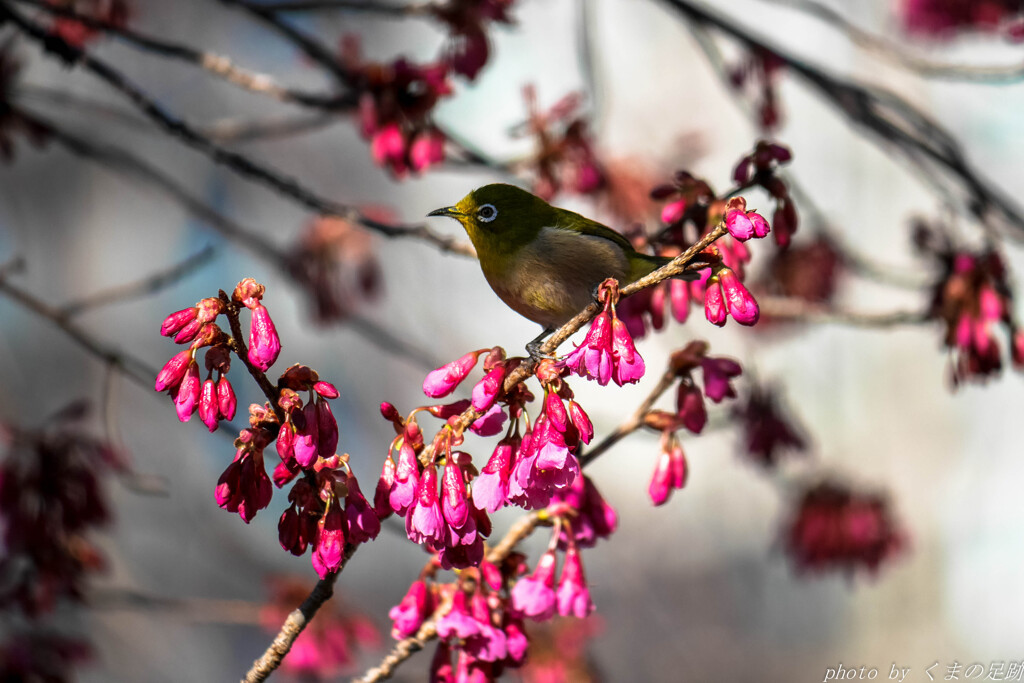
484, 228, 631, 329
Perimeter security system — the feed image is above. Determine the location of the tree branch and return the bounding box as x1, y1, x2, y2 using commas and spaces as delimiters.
761, 0, 1024, 83
58, 245, 217, 318
757, 296, 929, 327
8, 0, 354, 108
0, 3, 474, 257
660, 0, 1024, 240
243, 559, 346, 683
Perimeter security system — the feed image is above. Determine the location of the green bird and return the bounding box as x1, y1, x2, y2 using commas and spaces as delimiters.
428, 183, 691, 357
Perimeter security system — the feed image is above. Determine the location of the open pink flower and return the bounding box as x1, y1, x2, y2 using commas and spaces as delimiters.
389, 578, 433, 639
556, 545, 594, 618
562, 311, 614, 385
406, 465, 444, 547
511, 550, 558, 621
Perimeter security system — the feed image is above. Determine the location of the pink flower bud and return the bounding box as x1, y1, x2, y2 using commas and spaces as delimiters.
470, 364, 505, 412
344, 473, 380, 544
247, 304, 281, 371
702, 357, 742, 403
161, 307, 197, 337
406, 465, 443, 546
441, 460, 469, 530
749, 211, 771, 238
389, 579, 432, 639
670, 278, 691, 323
374, 456, 396, 519
316, 399, 338, 458
704, 279, 727, 327
389, 442, 420, 515
423, 351, 481, 398
371, 123, 406, 169
313, 380, 339, 399
661, 198, 686, 225
410, 128, 445, 172
293, 402, 320, 468
174, 360, 201, 422
544, 392, 569, 432
155, 350, 192, 392
719, 269, 760, 326
216, 376, 236, 420
312, 503, 346, 578
173, 318, 203, 344
556, 545, 594, 618
472, 439, 513, 514
610, 317, 646, 386
198, 379, 219, 432
725, 208, 755, 241
567, 400, 593, 444
232, 278, 265, 309
676, 383, 707, 434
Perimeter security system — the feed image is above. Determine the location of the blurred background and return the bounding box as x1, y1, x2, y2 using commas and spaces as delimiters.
1, 0, 1024, 680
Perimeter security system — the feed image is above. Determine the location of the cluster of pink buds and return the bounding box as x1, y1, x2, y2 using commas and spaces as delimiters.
0, 630, 92, 682
0, 405, 124, 615
278, 455, 380, 578
761, 235, 842, 305
47, 0, 131, 49
261, 578, 381, 678
431, 0, 516, 80
899, 0, 1024, 39
284, 215, 383, 325
635, 342, 743, 505
563, 279, 645, 386
704, 264, 760, 327
340, 37, 452, 177
732, 141, 797, 247
732, 383, 807, 467
156, 297, 227, 424
916, 225, 1024, 386
518, 86, 604, 200
647, 430, 687, 506
784, 480, 905, 576
157, 281, 378, 577
728, 46, 786, 130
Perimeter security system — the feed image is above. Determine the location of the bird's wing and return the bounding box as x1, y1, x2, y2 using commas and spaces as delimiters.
554, 210, 637, 254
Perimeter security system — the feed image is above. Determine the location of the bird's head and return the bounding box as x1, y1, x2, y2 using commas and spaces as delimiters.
428, 183, 557, 255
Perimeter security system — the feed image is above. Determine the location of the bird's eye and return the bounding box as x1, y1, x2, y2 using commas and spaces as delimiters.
477, 204, 498, 223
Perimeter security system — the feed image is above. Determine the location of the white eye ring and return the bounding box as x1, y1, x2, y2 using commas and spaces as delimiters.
477, 204, 498, 223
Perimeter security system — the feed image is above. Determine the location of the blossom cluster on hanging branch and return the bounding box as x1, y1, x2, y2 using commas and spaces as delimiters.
155, 278, 380, 578
914, 220, 1024, 387
0, 403, 127, 681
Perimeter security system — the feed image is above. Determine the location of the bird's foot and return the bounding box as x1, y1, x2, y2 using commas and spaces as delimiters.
526, 340, 559, 363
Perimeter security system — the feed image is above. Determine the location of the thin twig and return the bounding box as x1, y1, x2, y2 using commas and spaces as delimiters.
241, 0, 433, 14
761, 0, 1024, 83
59, 245, 217, 318
661, 0, 1024, 240
758, 296, 928, 327
243, 560, 347, 683
90, 588, 265, 624
354, 512, 543, 683
8, 0, 353, 108
25, 109, 441, 372
579, 366, 676, 467
0, 277, 159, 389
1, 3, 474, 257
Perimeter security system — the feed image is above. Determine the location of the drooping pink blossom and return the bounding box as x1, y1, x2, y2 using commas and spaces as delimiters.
312, 502, 346, 578
556, 545, 594, 618
406, 465, 444, 546
472, 438, 514, 513
701, 356, 743, 403
511, 550, 558, 621
389, 578, 433, 639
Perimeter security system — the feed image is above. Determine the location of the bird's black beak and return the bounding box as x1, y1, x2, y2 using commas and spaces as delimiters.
428, 206, 461, 218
